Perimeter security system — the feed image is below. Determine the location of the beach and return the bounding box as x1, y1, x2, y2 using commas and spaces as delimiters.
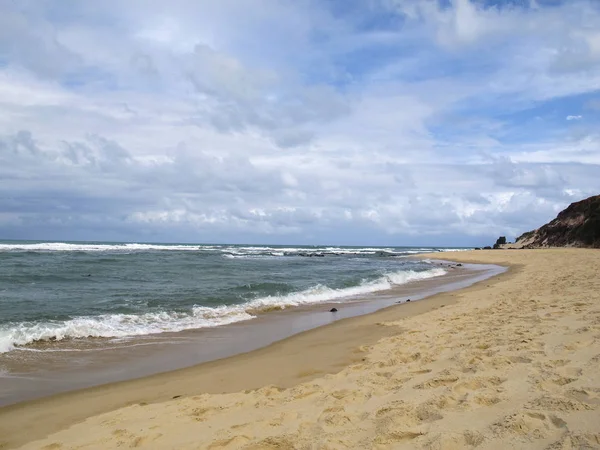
2, 249, 600, 449
0, 253, 495, 407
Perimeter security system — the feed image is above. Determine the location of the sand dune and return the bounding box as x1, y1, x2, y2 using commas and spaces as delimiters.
11, 249, 600, 449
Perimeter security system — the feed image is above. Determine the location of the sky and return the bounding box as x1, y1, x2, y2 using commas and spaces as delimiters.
1, 0, 599, 246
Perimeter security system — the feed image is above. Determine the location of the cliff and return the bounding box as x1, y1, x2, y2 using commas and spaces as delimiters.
514, 195, 600, 248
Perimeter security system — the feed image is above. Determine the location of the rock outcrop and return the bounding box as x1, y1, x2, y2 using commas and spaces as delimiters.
493, 236, 507, 249
514, 195, 600, 248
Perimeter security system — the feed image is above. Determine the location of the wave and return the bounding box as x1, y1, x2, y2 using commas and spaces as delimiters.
223, 247, 402, 256
241, 268, 446, 312
0, 268, 445, 353
0, 242, 470, 255
0, 306, 253, 353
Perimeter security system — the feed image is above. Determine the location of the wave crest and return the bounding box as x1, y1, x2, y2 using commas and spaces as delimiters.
0, 268, 445, 353
0, 242, 469, 256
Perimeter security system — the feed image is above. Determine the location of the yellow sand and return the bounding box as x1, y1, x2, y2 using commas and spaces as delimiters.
12, 249, 600, 449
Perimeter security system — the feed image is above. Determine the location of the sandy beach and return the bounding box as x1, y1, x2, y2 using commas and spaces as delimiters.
2, 249, 600, 449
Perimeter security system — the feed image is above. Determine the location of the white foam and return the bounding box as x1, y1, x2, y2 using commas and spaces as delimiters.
244, 268, 446, 311
0, 306, 253, 353
0, 267, 445, 353
0, 242, 471, 256
221, 247, 424, 257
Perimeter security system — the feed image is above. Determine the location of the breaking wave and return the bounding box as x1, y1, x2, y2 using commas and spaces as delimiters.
0, 242, 469, 256
0, 268, 445, 353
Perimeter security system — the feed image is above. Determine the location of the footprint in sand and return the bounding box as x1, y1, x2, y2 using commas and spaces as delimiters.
206, 435, 252, 449
566, 387, 600, 407
508, 355, 533, 364
190, 406, 217, 422
544, 359, 571, 368
414, 371, 459, 389
244, 436, 298, 450
490, 410, 567, 441
373, 431, 423, 447
289, 385, 323, 400
559, 339, 594, 352
546, 432, 600, 449
473, 393, 503, 406
129, 436, 146, 448
375, 403, 422, 434
109, 428, 154, 448
424, 430, 485, 449
588, 354, 600, 365
452, 376, 506, 395
414, 404, 444, 422
525, 395, 593, 412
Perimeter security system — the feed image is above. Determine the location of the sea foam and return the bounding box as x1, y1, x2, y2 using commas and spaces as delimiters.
0, 268, 445, 353
0, 242, 465, 256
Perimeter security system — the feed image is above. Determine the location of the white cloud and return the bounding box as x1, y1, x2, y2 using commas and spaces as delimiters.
0, 0, 599, 245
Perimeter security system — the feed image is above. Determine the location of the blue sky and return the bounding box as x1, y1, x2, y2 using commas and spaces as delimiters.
0, 0, 599, 246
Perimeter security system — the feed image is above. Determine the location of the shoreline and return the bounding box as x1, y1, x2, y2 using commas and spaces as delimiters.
0, 261, 500, 407
6, 249, 600, 449
0, 258, 507, 449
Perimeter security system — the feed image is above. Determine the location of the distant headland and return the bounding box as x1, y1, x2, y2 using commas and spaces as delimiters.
481, 194, 600, 250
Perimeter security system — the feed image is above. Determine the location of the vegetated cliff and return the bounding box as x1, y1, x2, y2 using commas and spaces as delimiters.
515, 195, 600, 248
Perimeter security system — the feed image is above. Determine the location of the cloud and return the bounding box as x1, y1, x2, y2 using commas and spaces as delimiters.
0, 0, 599, 245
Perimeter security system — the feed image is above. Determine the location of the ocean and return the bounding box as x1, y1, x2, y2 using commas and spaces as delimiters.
0, 241, 464, 354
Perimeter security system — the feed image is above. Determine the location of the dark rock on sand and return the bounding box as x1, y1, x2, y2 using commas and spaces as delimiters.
493, 236, 507, 249
330, 308, 338, 312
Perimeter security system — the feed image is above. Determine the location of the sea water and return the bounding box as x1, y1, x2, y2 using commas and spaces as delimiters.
0, 241, 467, 353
